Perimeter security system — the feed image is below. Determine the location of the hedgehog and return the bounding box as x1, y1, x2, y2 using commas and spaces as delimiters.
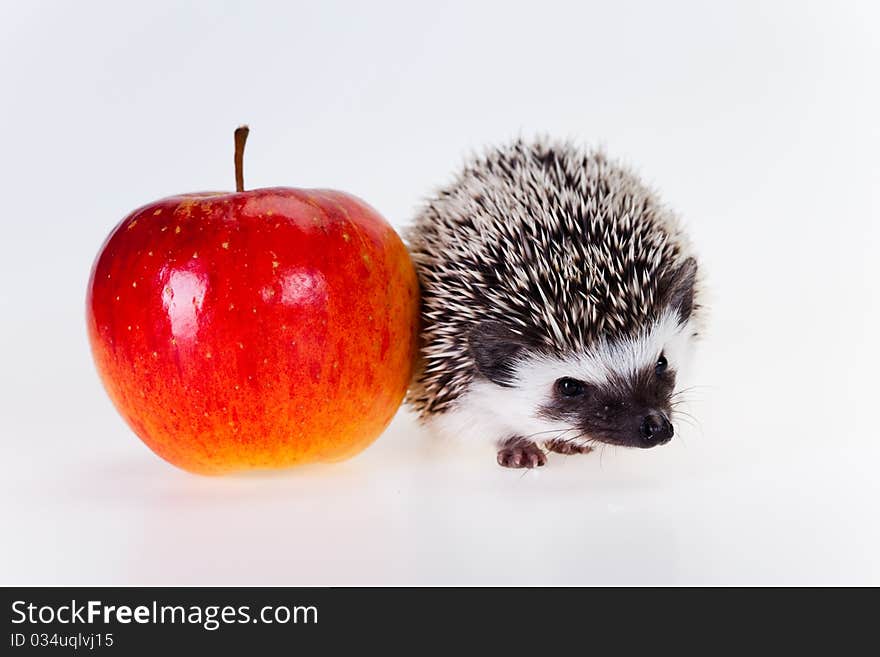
405, 139, 703, 468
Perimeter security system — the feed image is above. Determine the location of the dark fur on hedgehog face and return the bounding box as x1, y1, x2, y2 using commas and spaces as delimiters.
538, 364, 677, 448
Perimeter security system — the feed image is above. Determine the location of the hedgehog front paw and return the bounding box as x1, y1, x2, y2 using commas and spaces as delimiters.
497, 440, 546, 468
545, 439, 594, 455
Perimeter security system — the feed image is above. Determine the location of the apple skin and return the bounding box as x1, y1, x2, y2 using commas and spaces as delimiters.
87, 187, 419, 474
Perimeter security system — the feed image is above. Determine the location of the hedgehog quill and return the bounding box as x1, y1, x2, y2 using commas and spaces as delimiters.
406, 139, 704, 468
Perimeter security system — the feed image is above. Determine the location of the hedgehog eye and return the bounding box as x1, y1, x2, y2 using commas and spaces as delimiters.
655, 354, 668, 375
555, 377, 585, 397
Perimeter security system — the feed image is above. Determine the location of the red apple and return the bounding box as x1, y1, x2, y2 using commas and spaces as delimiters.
86, 128, 419, 474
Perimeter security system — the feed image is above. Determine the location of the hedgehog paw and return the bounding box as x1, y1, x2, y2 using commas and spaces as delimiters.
497, 441, 546, 468
545, 439, 594, 455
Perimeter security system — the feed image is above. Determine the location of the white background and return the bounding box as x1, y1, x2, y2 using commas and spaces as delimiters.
1, 0, 878, 585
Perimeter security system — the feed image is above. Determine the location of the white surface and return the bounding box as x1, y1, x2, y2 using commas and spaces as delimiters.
1, 0, 878, 585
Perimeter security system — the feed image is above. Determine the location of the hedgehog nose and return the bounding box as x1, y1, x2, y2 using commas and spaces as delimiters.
639, 413, 673, 446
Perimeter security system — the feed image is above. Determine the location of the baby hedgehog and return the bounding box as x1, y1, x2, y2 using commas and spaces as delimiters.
406, 139, 703, 468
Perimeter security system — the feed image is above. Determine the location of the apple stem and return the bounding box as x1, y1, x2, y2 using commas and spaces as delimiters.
234, 125, 249, 193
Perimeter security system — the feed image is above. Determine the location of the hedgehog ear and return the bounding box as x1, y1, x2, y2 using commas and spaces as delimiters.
469, 321, 530, 388
660, 257, 698, 323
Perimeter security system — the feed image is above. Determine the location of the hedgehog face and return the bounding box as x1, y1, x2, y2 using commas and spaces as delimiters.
467, 260, 698, 451
538, 353, 679, 449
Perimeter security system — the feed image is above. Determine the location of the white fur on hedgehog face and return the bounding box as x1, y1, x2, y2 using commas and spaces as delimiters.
432, 310, 696, 447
